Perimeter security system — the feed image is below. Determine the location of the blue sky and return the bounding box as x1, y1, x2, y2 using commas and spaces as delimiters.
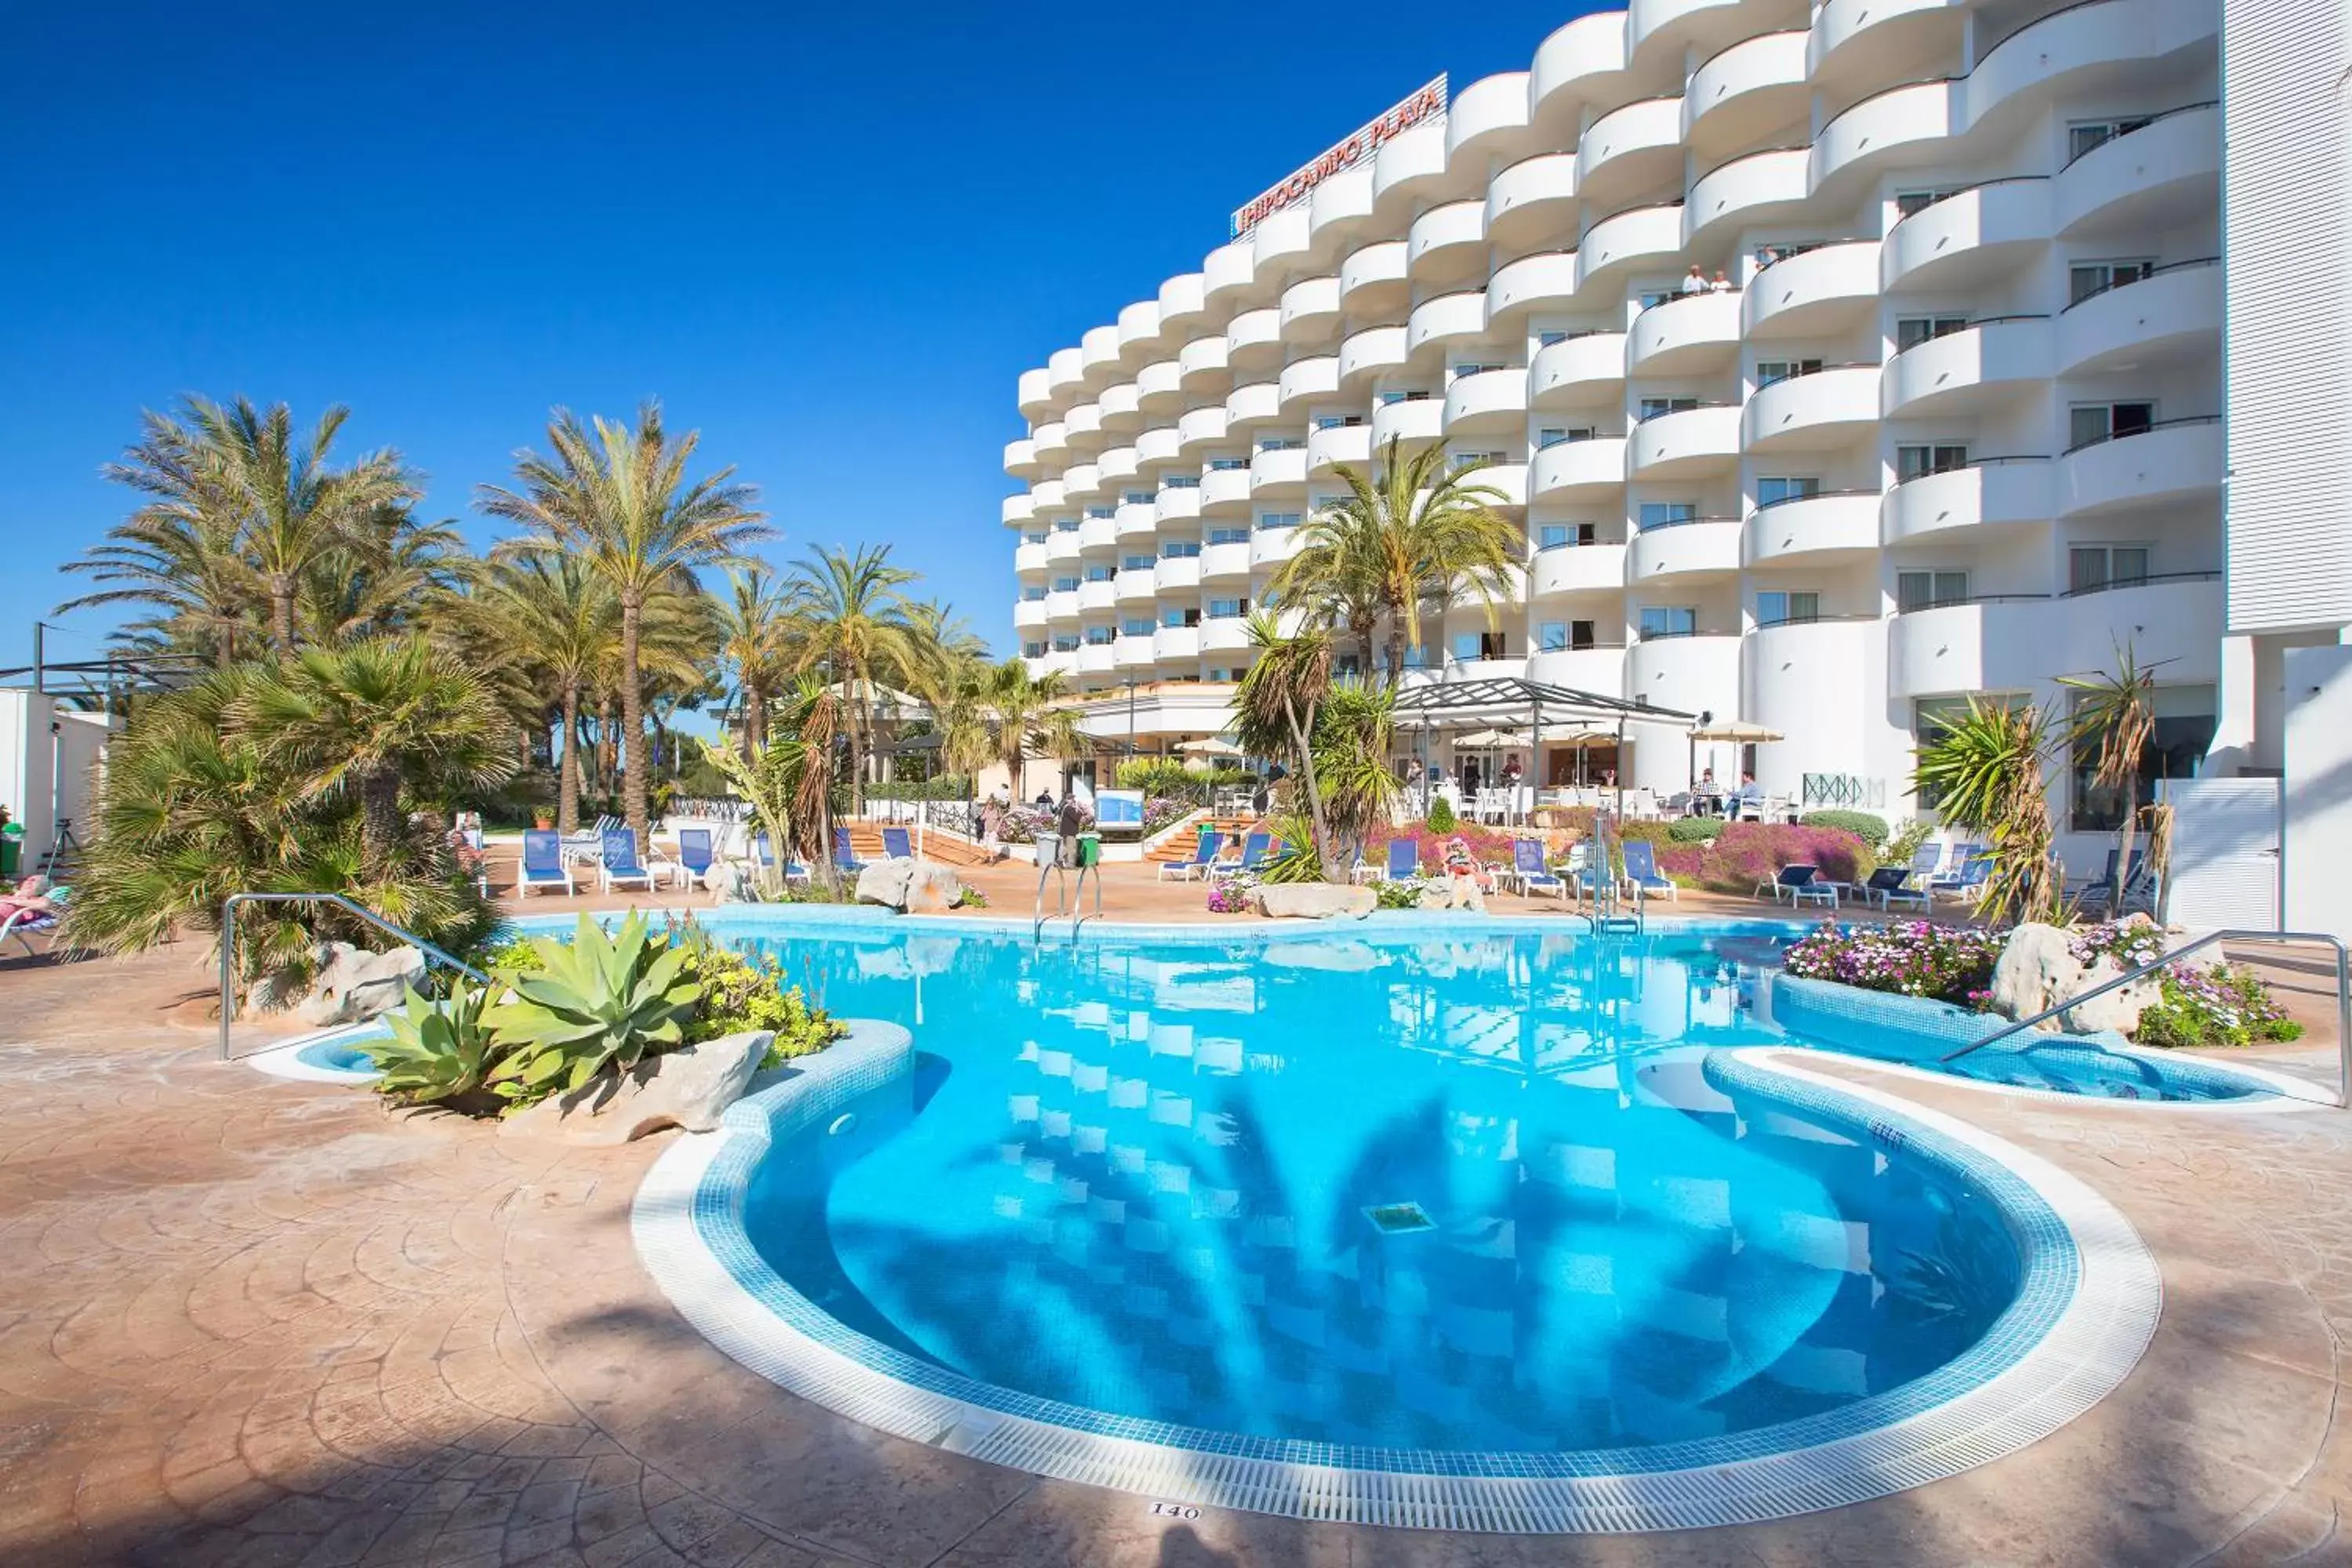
0, 0, 1594, 673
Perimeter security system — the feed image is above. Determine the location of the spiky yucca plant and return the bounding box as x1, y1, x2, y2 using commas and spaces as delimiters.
484, 913, 702, 1102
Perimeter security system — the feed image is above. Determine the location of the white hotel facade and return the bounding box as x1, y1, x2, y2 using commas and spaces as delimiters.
1003, 0, 2352, 851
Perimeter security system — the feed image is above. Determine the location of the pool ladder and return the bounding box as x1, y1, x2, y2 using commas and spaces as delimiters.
1576, 817, 1644, 938
1032, 851, 1103, 945
216, 891, 489, 1062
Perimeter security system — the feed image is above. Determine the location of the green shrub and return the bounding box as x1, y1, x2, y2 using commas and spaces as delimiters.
2072, 923, 2303, 1048
364, 980, 499, 1109
863, 776, 973, 802
1883, 817, 1933, 869
484, 913, 702, 1105
1614, 819, 1675, 845
1374, 880, 1425, 909
1668, 815, 1726, 844
1425, 798, 1458, 834
1799, 809, 1890, 848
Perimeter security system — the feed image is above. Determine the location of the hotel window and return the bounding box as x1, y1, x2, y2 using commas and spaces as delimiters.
1207, 597, 1248, 619
1755, 240, 1825, 267
2069, 401, 2155, 449
1163, 474, 1200, 488
1896, 570, 1970, 610
1896, 444, 1969, 481
1121, 554, 1154, 571
1756, 477, 1821, 508
1756, 590, 1820, 626
1162, 540, 1202, 557
1084, 626, 1115, 646
1084, 564, 1112, 582
1022, 641, 1047, 659
1052, 575, 1080, 593
1052, 519, 1080, 532
1257, 512, 1301, 531
1123, 617, 1153, 637
1896, 316, 1969, 351
1637, 289, 1675, 310
1312, 414, 1364, 429
1206, 668, 1227, 682
1894, 188, 1962, 218
1377, 388, 1434, 404
1755, 358, 1823, 387
1639, 606, 1698, 639
1452, 630, 1508, 660
2067, 114, 2154, 163
1052, 635, 1080, 652
1020, 586, 1047, 602
1207, 456, 1248, 470
2069, 544, 2151, 593
1162, 607, 1200, 627
1123, 490, 1153, 506
1451, 450, 1505, 470
1538, 329, 1569, 347
2070, 259, 2155, 305
1537, 521, 1596, 550
1537, 426, 1595, 448
1452, 362, 1504, 378
1086, 506, 1114, 519
1638, 501, 1697, 529
1258, 436, 1305, 452
1537, 619, 1597, 651
1023, 531, 1047, 545
1638, 396, 1700, 419
1206, 526, 1250, 544
1335, 653, 1361, 678
2070, 683, 2216, 830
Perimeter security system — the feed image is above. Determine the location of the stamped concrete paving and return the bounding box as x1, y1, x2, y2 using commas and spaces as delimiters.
7, 934, 2352, 1567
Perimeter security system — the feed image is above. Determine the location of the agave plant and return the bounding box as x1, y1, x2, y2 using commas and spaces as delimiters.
363, 979, 499, 1108
484, 913, 702, 1105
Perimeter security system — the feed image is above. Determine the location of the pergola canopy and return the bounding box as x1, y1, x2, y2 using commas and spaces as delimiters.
1388, 677, 1696, 732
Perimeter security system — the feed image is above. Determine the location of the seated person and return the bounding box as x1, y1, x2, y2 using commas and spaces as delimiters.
1438, 836, 1498, 894
0, 876, 61, 921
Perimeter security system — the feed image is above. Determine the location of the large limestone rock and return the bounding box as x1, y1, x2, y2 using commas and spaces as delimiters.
854, 856, 966, 913
500, 1029, 772, 1145
292, 942, 426, 1026
1254, 883, 1376, 920
1987, 922, 2158, 1036
1414, 872, 1489, 914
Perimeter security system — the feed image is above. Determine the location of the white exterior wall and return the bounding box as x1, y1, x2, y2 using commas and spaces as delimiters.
0, 692, 115, 869
1004, 0, 2247, 829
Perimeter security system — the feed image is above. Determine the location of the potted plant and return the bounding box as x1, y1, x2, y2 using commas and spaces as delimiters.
533, 808, 555, 829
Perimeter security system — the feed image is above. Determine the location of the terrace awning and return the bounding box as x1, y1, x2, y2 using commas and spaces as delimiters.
1388, 676, 1696, 815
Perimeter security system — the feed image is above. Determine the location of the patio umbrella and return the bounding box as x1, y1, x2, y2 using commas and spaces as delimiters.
1177, 736, 1246, 757
1686, 720, 1784, 743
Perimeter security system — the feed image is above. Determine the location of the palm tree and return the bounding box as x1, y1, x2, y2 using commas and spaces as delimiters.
1268, 436, 1519, 685
1911, 696, 2060, 925
783, 543, 916, 812
713, 568, 797, 760
982, 658, 1084, 797
477, 554, 622, 834
478, 403, 771, 844
292, 507, 474, 647
2060, 643, 2165, 903
1232, 615, 1338, 879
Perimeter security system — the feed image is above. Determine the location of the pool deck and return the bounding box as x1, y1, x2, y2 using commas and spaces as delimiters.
6, 901, 2352, 1566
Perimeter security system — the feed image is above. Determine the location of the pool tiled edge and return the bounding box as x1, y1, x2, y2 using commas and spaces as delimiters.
631, 1019, 2165, 1533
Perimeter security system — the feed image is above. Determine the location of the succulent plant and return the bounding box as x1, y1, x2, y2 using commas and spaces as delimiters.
483, 912, 702, 1105
361, 979, 497, 1107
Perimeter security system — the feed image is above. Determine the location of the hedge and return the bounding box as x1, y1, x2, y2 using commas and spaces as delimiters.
1797, 809, 1889, 848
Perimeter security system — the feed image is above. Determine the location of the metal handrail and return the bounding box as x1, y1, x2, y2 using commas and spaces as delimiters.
1940, 927, 2352, 1109
219, 892, 490, 1062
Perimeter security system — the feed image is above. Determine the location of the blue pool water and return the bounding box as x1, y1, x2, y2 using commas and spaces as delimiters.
723, 924, 2044, 1454
296, 1036, 383, 1076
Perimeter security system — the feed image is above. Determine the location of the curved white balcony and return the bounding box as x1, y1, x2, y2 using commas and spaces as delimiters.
2060, 418, 2222, 518
1743, 616, 1882, 786
1280, 275, 1342, 341
1080, 326, 1121, 387
1045, 531, 1083, 567
1485, 154, 1577, 250
1013, 600, 1049, 632
1200, 467, 1253, 513
1890, 579, 2220, 699
1277, 355, 1339, 413
1527, 643, 1629, 694
1340, 324, 1410, 386
1099, 384, 1142, 434
1115, 568, 1157, 606
1308, 421, 1373, 474
1063, 461, 1104, 505
1530, 331, 1626, 408
1308, 164, 1376, 249
1683, 147, 1809, 249
1743, 241, 1880, 339
1685, 30, 1808, 145
1371, 118, 1450, 218
1630, 517, 1740, 582
1809, 0, 1961, 81
1250, 526, 1305, 570
2055, 260, 2220, 378
1472, 461, 1528, 507
1178, 334, 1230, 394
1076, 643, 1117, 677
1177, 405, 1229, 452
1098, 444, 1138, 485
1577, 96, 1684, 205
1530, 543, 1628, 597
1880, 179, 2051, 295
1225, 380, 1282, 434
1077, 579, 1116, 613
1027, 651, 1076, 681
1004, 437, 1039, 480
1203, 239, 1256, 309
1372, 396, 1444, 447
1628, 292, 1740, 376
1153, 624, 1202, 662
1158, 273, 1208, 337
1629, 0, 1750, 60
1250, 446, 1308, 494
1881, 317, 2049, 419
1047, 347, 1086, 400
1575, 203, 1685, 294
1443, 367, 1527, 435
1406, 289, 1489, 354
1740, 492, 1880, 567
1530, 436, 1628, 499
1003, 493, 1036, 528
1045, 588, 1081, 622
1200, 617, 1254, 655
1134, 425, 1180, 466
1076, 510, 1116, 550
1032, 477, 1066, 512
1013, 540, 1049, 574
1116, 299, 1164, 363
1339, 241, 1409, 314
1628, 632, 1740, 713
1017, 368, 1053, 422
1115, 499, 1160, 542
1156, 488, 1202, 524
1530, 11, 1631, 132
1628, 405, 1740, 479
1447, 70, 1531, 166
1155, 555, 1203, 593
1809, 78, 1958, 198
1137, 359, 1184, 415
1486, 250, 1578, 323
2056, 102, 2220, 241
1113, 633, 1157, 672
1065, 404, 1106, 455
1882, 458, 2053, 543
1742, 365, 1881, 453
1408, 199, 1488, 281
1226, 307, 1283, 372
1200, 539, 1253, 582
1252, 205, 1313, 282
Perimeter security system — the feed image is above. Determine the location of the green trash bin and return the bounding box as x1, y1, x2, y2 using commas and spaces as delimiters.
0, 823, 21, 877
1077, 832, 1101, 869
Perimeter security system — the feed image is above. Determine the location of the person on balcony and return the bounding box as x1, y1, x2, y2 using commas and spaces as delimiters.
1679, 264, 1708, 296
1710, 269, 1734, 292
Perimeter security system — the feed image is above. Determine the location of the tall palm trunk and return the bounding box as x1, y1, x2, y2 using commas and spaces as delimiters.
270, 573, 297, 653
845, 667, 869, 816
1286, 699, 1339, 881
1383, 627, 1406, 690
742, 678, 767, 761
619, 593, 649, 843
358, 765, 405, 877
557, 678, 582, 835
216, 622, 238, 670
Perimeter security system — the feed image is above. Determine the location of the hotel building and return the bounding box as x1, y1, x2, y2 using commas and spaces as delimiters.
1003, 0, 2352, 859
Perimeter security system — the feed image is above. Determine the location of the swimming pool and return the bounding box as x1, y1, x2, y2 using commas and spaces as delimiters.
633, 913, 2172, 1530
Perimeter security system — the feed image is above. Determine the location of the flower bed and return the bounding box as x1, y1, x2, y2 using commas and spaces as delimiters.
1782, 920, 2003, 1006
996, 796, 1193, 844
1654, 822, 1871, 891
2070, 922, 2303, 1048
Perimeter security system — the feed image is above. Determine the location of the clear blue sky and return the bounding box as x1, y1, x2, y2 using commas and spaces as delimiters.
0, 0, 1594, 673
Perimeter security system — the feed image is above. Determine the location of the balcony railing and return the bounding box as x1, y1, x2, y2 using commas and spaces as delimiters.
1893, 591, 2052, 613
2058, 569, 2220, 600
2062, 413, 2220, 456
2058, 99, 2218, 169
2060, 256, 2220, 312
1888, 453, 2051, 484
1749, 486, 1877, 513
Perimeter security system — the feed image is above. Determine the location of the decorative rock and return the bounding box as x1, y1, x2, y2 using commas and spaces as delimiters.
1414, 873, 1489, 914
499, 1030, 773, 1145
1254, 883, 1376, 920
854, 856, 967, 913
292, 942, 426, 1026
1987, 922, 2158, 1036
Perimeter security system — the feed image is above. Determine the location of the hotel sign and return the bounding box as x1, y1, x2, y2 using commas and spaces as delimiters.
1230, 76, 1449, 238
